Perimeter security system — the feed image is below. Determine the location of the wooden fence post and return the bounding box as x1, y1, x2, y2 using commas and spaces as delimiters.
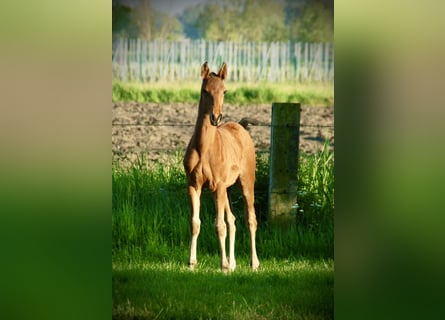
268, 102, 301, 226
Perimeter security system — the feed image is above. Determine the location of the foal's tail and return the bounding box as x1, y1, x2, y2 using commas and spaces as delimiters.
239, 117, 259, 129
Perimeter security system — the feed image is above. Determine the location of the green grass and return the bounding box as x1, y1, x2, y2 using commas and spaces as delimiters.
113, 258, 333, 320
112, 145, 334, 319
112, 81, 334, 106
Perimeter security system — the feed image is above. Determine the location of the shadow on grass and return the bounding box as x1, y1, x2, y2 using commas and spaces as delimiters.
112, 257, 333, 320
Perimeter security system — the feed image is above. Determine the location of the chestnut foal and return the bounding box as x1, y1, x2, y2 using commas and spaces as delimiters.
183, 62, 259, 272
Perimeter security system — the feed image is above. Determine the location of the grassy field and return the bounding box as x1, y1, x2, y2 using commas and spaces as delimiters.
112, 144, 334, 319
112, 81, 334, 106
113, 258, 333, 319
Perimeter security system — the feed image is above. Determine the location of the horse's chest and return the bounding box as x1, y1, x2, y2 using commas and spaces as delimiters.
186, 147, 239, 190
189, 162, 205, 184
186, 161, 213, 189
204, 160, 240, 189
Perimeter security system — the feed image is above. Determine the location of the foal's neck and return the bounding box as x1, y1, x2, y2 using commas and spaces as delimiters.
193, 98, 217, 152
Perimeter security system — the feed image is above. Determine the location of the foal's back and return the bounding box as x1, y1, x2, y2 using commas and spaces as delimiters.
217, 122, 255, 163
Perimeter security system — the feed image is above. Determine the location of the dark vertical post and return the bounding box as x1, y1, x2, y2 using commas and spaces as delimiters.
268, 103, 301, 226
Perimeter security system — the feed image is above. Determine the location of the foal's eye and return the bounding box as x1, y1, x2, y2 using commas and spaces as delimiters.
223, 90, 227, 95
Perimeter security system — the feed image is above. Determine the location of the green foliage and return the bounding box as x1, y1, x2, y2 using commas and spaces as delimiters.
287, 0, 334, 42
296, 141, 334, 234
178, 4, 203, 39
112, 0, 333, 43
112, 4, 138, 38
112, 0, 183, 40
112, 150, 334, 319
112, 82, 200, 103
179, 0, 289, 42
112, 149, 334, 259
298, 2, 334, 42
112, 81, 334, 106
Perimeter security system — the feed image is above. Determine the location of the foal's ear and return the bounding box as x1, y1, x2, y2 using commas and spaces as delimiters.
201, 61, 210, 79
218, 62, 227, 80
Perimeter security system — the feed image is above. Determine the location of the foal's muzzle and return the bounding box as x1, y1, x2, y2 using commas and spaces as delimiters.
210, 113, 222, 126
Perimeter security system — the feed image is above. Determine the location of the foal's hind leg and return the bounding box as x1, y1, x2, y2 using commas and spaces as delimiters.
225, 196, 236, 271
239, 176, 260, 270
214, 185, 230, 271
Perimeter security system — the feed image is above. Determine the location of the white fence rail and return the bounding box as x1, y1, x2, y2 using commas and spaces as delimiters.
112, 38, 334, 83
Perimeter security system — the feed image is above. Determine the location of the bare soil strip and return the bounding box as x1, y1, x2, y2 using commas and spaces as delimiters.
112, 103, 334, 164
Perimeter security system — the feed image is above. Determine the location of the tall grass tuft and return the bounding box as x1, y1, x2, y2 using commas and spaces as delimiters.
112, 150, 334, 319
112, 146, 334, 262
296, 141, 334, 238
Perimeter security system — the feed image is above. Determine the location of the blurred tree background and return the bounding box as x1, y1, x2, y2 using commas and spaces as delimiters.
112, 0, 333, 42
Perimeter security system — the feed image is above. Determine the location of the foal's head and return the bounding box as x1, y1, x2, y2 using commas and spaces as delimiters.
200, 62, 227, 126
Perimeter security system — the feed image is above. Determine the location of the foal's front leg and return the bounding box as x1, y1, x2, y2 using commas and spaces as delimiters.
214, 185, 230, 271
188, 186, 201, 270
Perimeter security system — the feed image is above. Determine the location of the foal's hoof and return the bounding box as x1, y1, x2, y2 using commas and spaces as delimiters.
221, 262, 237, 273
251, 261, 260, 271
221, 264, 230, 273
189, 261, 197, 271
221, 262, 233, 273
